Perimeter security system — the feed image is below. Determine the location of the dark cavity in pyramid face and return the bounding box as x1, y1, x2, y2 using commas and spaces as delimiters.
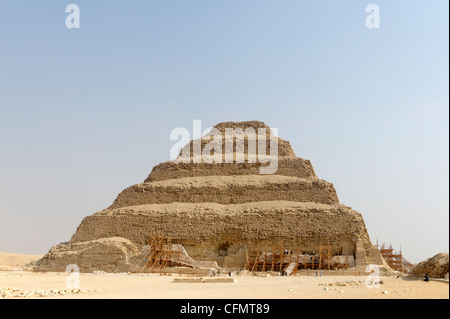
35, 121, 385, 273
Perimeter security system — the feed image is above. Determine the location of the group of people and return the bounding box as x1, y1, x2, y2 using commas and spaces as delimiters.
209, 269, 233, 277
209, 270, 219, 277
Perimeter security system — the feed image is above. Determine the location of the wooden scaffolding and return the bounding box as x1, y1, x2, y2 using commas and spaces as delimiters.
245, 243, 349, 274
138, 235, 182, 272
378, 242, 403, 272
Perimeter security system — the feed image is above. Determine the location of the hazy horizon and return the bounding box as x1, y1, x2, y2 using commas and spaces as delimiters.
0, 0, 448, 264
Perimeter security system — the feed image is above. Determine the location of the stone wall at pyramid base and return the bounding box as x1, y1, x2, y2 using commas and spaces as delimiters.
35, 201, 386, 272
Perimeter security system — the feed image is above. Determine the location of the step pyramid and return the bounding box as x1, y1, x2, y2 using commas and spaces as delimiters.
35, 121, 384, 272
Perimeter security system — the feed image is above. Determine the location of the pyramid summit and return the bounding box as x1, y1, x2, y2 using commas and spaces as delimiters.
35, 121, 385, 272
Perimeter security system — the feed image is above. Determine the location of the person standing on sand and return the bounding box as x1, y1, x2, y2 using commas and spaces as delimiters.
424, 274, 430, 283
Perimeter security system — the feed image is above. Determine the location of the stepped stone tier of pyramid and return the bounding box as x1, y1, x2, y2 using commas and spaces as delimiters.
35, 121, 384, 272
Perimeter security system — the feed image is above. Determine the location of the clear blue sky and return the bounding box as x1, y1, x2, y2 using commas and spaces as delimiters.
0, 1, 448, 263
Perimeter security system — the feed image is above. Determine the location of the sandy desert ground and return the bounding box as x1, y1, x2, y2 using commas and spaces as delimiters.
0, 271, 449, 299
0, 252, 448, 299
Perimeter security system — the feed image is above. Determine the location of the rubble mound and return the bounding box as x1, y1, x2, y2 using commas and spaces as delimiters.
35, 237, 139, 273
412, 253, 449, 279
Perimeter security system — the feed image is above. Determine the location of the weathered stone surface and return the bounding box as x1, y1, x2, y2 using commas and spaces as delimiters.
412, 253, 449, 278
146, 157, 316, 182
35, 237, 139, 273
109, 176, 338, 210
178, 121, 296, 158
36, 120, 382, 272
69, 201, 370, 268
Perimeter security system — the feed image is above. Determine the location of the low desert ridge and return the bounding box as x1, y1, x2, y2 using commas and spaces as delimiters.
0, 252, 43, 270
